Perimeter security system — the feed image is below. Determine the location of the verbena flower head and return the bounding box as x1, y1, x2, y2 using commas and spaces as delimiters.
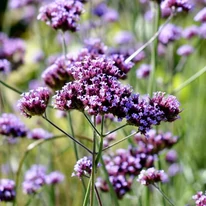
42, 56, 73, 90
9, 0, 41, 9
0, 113, 28, 138
136, 64, 151, 79
194, 7, 206, 22
46, 171, 64, 184
0, 59, 11, 74
182, 25, 199, 39
193, 191, 206, 206
199, 23, 206, 39
165, 149, 178, 163
137, 167, 168, 186
177, 44, 194, 56
161, 0, 192, 13
0, 179, 16, 202
18, 87, 51, 118
37, 0, 84, 32
72, 156, 92, 179
28, 128, 53, 140
22, 165, 47, 194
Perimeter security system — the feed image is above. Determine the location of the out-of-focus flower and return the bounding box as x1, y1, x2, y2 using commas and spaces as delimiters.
0, 59, 11, 74
46, 171, 64, 184
28, 128, 53, 140
72, 156, 92, 179
194, 7, 206, 22
158, 43, 167, 56
92, 2, 108, 17
18, 87, 51, 118
199, 23, 206, 38
165, 150, 178, 163
168, 163, 182, 176
84, 38, 107, 55
159, 24, 182, 45
136, 64, 151, 79
114, 31, 134, 45
9, 0, 40, 9
177, 44, 194, 56
182, 25, 199, 39
0, 113, 28, 138
102, 9, 119, 22
0, 179, 16, 202
137, 167, 168, 186
37, 0, 84, 32
192, 191, 206, 206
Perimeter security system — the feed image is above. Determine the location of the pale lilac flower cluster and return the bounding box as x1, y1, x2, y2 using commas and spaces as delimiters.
137, 167, 168, 186
42, 56, 73, 90
0, 59, 11, 74
194, 7, 206, 22
0, 179, 16, 202
182, 25, 199, 39
114, 31, 134, 45
18, 87, 51, 118
37, 0, 84, 32
72, 156, 92, 179
177, 44, 194, 56
28, 128, 53, 140
193, 191, 206, 206
165, 150, 178, 163
9, 0, 40, 9
23, 165, 64, 194
136, 64, 151, 79
159, 24, 182, 45
0, 113, 28, 138
161, 0, 192, 12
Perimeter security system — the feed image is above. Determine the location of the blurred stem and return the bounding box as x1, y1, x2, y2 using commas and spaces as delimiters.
100, 156, 119, 206
146, 187, 150, 206
148, 2, 161, 96
172, 65, 206, 94
61, 31, 68, 57
153, 184, 175, 206
90, 116, 97, 206
0, 79, 22, 94
83, 177, 92, 206
95, 186, 103, 206
102, 123, 128, 137
102, 131, 138, 151
42, 115, 93, 154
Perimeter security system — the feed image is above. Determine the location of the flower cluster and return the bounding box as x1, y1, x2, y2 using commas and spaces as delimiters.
18, 87, 50, 118
0, 179, 16, 202
72, 156, 92, 179
28, 128, 53, 140
9, 0, 41, 9
177, 44, 194, 56
137, 167, 168, 186
22, 165, 64, 194
37, 0, 84, 32
0, 113, 28, 138
192, 191, 206, 206
0, 59, 11, 74
136, 64, 151, 79
194, 7, 206, 22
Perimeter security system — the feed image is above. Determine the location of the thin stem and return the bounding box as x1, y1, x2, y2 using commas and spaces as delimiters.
61, 31, 68, 58
153, 184, 175, 206
42, 115, 93, 154
146, 187, 150, 206
125, 14, 173, 64
172, 65, 206, 94
102, 123, 128, 137
102, 131, 138, 151
83, 177, 92, 206
95, 186, 103, 206
83, 112, 101, 136
0, 80, 22, 95
90, 116, 97, 206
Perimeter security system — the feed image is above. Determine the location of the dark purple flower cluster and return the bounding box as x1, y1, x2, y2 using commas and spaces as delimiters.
0, 113, 28, 138
84, 38, 107, 55
28, 128, 53, 140
193, 191, 206, 206
23, 165, 64, 194
161, 0, 192, 12
0, 59, 11, 74
0, 179, 16, 202
136, 64, 151, 79
42, 56, 73, 90
72, 156, 92, 179
18, 87, 50, 118
37, 0, 84, 32
137, 167, 168, 186
0, 33, 26, 71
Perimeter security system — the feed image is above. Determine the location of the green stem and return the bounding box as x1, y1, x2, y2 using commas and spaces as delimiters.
42, 115, 93, 154
83, 177, 92, 206
0, 80, 22, 95
146, 186, 150, 206
61, 31, 68, 58
95, 186, 102, 206
172, 65, 206, 94
102, 123, 128, 137
153, 184, 175, 206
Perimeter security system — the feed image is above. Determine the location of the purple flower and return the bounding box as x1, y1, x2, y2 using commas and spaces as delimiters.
46, 171, 64, 184
0, 59, 11, 74
0, 179, 16, 202
165, 150, 178, 163
37, 0, 84, 32
92, 2, 108, 17
194, 7, 206, 22
158, 24, 182, 45
28, 128, 53, 140
72, 156, 92, 179
193, 191, 206, 206
0, 113, 28, 138
84, 38, 107, 55
136, 64, 151, 79
167, 163, 182, 176
182, 25, 199, 39
42, 56, 73, 90
137, 167, 168, 186
102, 9, 119, 22
18, 87, 51, 118
9, 0, 40, 9
177, 44, 194, 56
199, 23, 206, 39
161, 0, 192, 12
22, 165, 47, 194
114, 31, 134, 45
